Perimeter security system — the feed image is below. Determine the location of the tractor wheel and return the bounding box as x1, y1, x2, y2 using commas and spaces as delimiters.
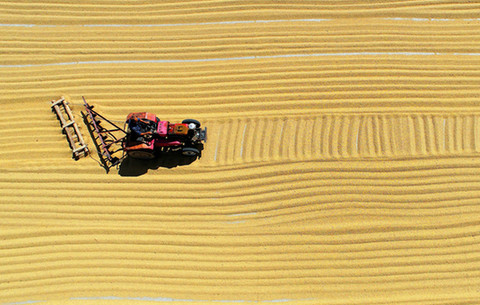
182, 119, 201, 128
182, 147, 200, 157
128, 149, 155, 160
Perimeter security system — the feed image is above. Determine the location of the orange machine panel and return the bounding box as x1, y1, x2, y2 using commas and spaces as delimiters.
124, 141, 154, 151
172, 124, 189, 135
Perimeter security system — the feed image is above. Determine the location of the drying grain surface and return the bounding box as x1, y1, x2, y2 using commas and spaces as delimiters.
1, 1, 480, 304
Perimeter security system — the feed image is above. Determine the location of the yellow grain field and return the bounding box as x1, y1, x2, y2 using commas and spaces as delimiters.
2, 1, 480, 304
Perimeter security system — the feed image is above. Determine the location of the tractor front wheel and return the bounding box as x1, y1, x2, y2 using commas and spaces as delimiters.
182, 119, 201, 128
182, 147, 200, 157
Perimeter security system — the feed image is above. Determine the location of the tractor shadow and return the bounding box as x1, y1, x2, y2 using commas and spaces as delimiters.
118, 150, 200, 177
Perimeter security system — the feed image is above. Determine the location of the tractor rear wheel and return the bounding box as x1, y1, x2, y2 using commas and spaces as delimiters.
182, 147, 200, 157
182, 119, 201, 128
128, 149, 155, 160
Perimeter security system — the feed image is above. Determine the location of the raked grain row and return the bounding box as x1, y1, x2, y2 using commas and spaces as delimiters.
2, 20, 480, 66
3, 111, 480, 166
2, 56, 480, 113
2, 0, 480, 25
2, 159, 480, 229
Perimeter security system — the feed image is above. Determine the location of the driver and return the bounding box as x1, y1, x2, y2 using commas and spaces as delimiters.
128, 117, 156, 142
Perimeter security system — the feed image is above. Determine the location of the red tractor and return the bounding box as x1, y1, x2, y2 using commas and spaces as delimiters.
123, 112, 207, 159
82, 97, 207, 171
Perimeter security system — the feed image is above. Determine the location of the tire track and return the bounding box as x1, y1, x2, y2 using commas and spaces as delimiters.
195, 114, 480, 165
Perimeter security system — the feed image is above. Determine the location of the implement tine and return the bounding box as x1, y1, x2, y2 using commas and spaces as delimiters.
82, 96, 126, 171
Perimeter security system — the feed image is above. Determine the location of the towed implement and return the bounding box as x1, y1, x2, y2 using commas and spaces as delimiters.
50, 97, 89, 160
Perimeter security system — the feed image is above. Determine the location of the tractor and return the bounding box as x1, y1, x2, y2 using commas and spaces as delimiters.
124, 112, 207, 159
82, 97, 207, 171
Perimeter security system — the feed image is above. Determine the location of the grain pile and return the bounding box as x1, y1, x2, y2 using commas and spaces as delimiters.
1, 1, 480, 304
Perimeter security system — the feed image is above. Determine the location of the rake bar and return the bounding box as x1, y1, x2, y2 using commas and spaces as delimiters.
82, 96, 126, 171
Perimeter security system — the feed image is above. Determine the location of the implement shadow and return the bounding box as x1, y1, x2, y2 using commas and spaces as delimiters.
118, 150, 199, 176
